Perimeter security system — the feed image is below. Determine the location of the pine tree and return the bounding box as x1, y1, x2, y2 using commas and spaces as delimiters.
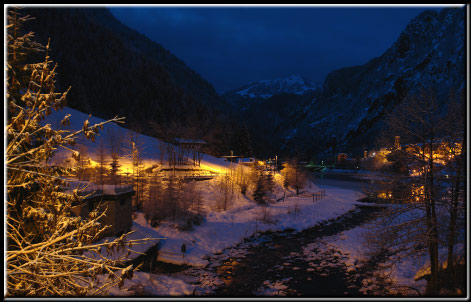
265, 172, 275, 201
109, 155, 121, 185
232, 124, 253, 158
253, 171, 267, 205
162, 174, 179, 220
107, 127, 122, 185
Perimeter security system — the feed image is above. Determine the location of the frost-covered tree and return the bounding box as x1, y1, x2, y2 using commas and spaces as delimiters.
371, 89, 466, 295
281, 159, 307, 196
234, 163, 249, 195
265, 172, 275, 198
74, 143, 90, 181
215, 173, 233, 211
143, 171, 164, 227
6, 8, 148, 296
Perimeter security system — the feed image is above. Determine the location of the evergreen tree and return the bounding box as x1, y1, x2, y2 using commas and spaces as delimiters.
253, 171, 267, 205
109, 155, 121, 185
265, 172, 275, 199
232, 124, 253, 158
107, 127, 122, 185
162, 174, 179, 220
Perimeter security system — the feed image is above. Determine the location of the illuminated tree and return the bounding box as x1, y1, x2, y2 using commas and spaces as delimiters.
372, 88, 465, 295
6, 8, 148, 296
216, 173, 233, 211
281, 159, 307, 196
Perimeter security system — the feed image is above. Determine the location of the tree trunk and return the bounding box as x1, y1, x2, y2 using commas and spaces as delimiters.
447, 138, 465, 275
446, 169, 459, 273
428, 131, 440, 295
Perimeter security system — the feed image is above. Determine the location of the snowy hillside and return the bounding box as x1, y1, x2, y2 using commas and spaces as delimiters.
45, 106, 231, 174
43, 105, 365, 267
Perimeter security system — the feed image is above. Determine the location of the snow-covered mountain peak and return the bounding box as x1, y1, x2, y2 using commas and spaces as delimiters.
227, 74, 318, 101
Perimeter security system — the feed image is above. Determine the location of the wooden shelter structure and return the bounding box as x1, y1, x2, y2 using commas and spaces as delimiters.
171, 138, 206, 167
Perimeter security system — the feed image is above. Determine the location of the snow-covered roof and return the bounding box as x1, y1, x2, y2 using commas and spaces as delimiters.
64, 180, 134, 197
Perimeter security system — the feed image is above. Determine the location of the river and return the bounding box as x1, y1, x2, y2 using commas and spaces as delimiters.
205, 172, 385, 297
148, 171, 387, 297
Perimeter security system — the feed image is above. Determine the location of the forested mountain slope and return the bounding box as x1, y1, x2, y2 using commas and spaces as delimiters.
23, 7, 234, 155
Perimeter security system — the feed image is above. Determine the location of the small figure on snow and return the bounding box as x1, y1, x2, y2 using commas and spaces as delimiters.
181, 243, 187, 258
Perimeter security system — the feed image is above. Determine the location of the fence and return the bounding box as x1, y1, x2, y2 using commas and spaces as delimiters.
312, 189, 326, 202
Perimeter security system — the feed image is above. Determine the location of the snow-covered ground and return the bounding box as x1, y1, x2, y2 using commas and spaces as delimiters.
136, 184, 364, 267
98, 183, 365, 296
102, 271, 196, 296
44, 107, 369, 296
49, 107, 461, 297
300, 204, 465, 296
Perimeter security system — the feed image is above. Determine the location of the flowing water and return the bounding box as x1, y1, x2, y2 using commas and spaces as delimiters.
212, 204, 383, 297
208, 172, 385, 297
148, 171, 387, 297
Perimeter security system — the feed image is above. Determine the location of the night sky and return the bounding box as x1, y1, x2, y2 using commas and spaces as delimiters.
109, 5, 448, 93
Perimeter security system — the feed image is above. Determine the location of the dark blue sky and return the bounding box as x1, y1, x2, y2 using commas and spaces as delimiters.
109, 5, 449, 93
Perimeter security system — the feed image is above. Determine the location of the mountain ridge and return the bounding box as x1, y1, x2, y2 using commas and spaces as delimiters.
230, 7, 465, 158
224, 74, 318, 105
22, 7, 235, 156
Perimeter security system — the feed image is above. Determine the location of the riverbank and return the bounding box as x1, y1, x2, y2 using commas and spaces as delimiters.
103, 177, 369, 296
138, 182, 365, 267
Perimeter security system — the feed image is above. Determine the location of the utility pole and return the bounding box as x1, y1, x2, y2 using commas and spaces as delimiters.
230, 150, 233, 177
273, 155, 278, 175
221, 150, 240, 176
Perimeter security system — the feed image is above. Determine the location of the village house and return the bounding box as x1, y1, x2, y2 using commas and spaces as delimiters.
70, 184, 135, 238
